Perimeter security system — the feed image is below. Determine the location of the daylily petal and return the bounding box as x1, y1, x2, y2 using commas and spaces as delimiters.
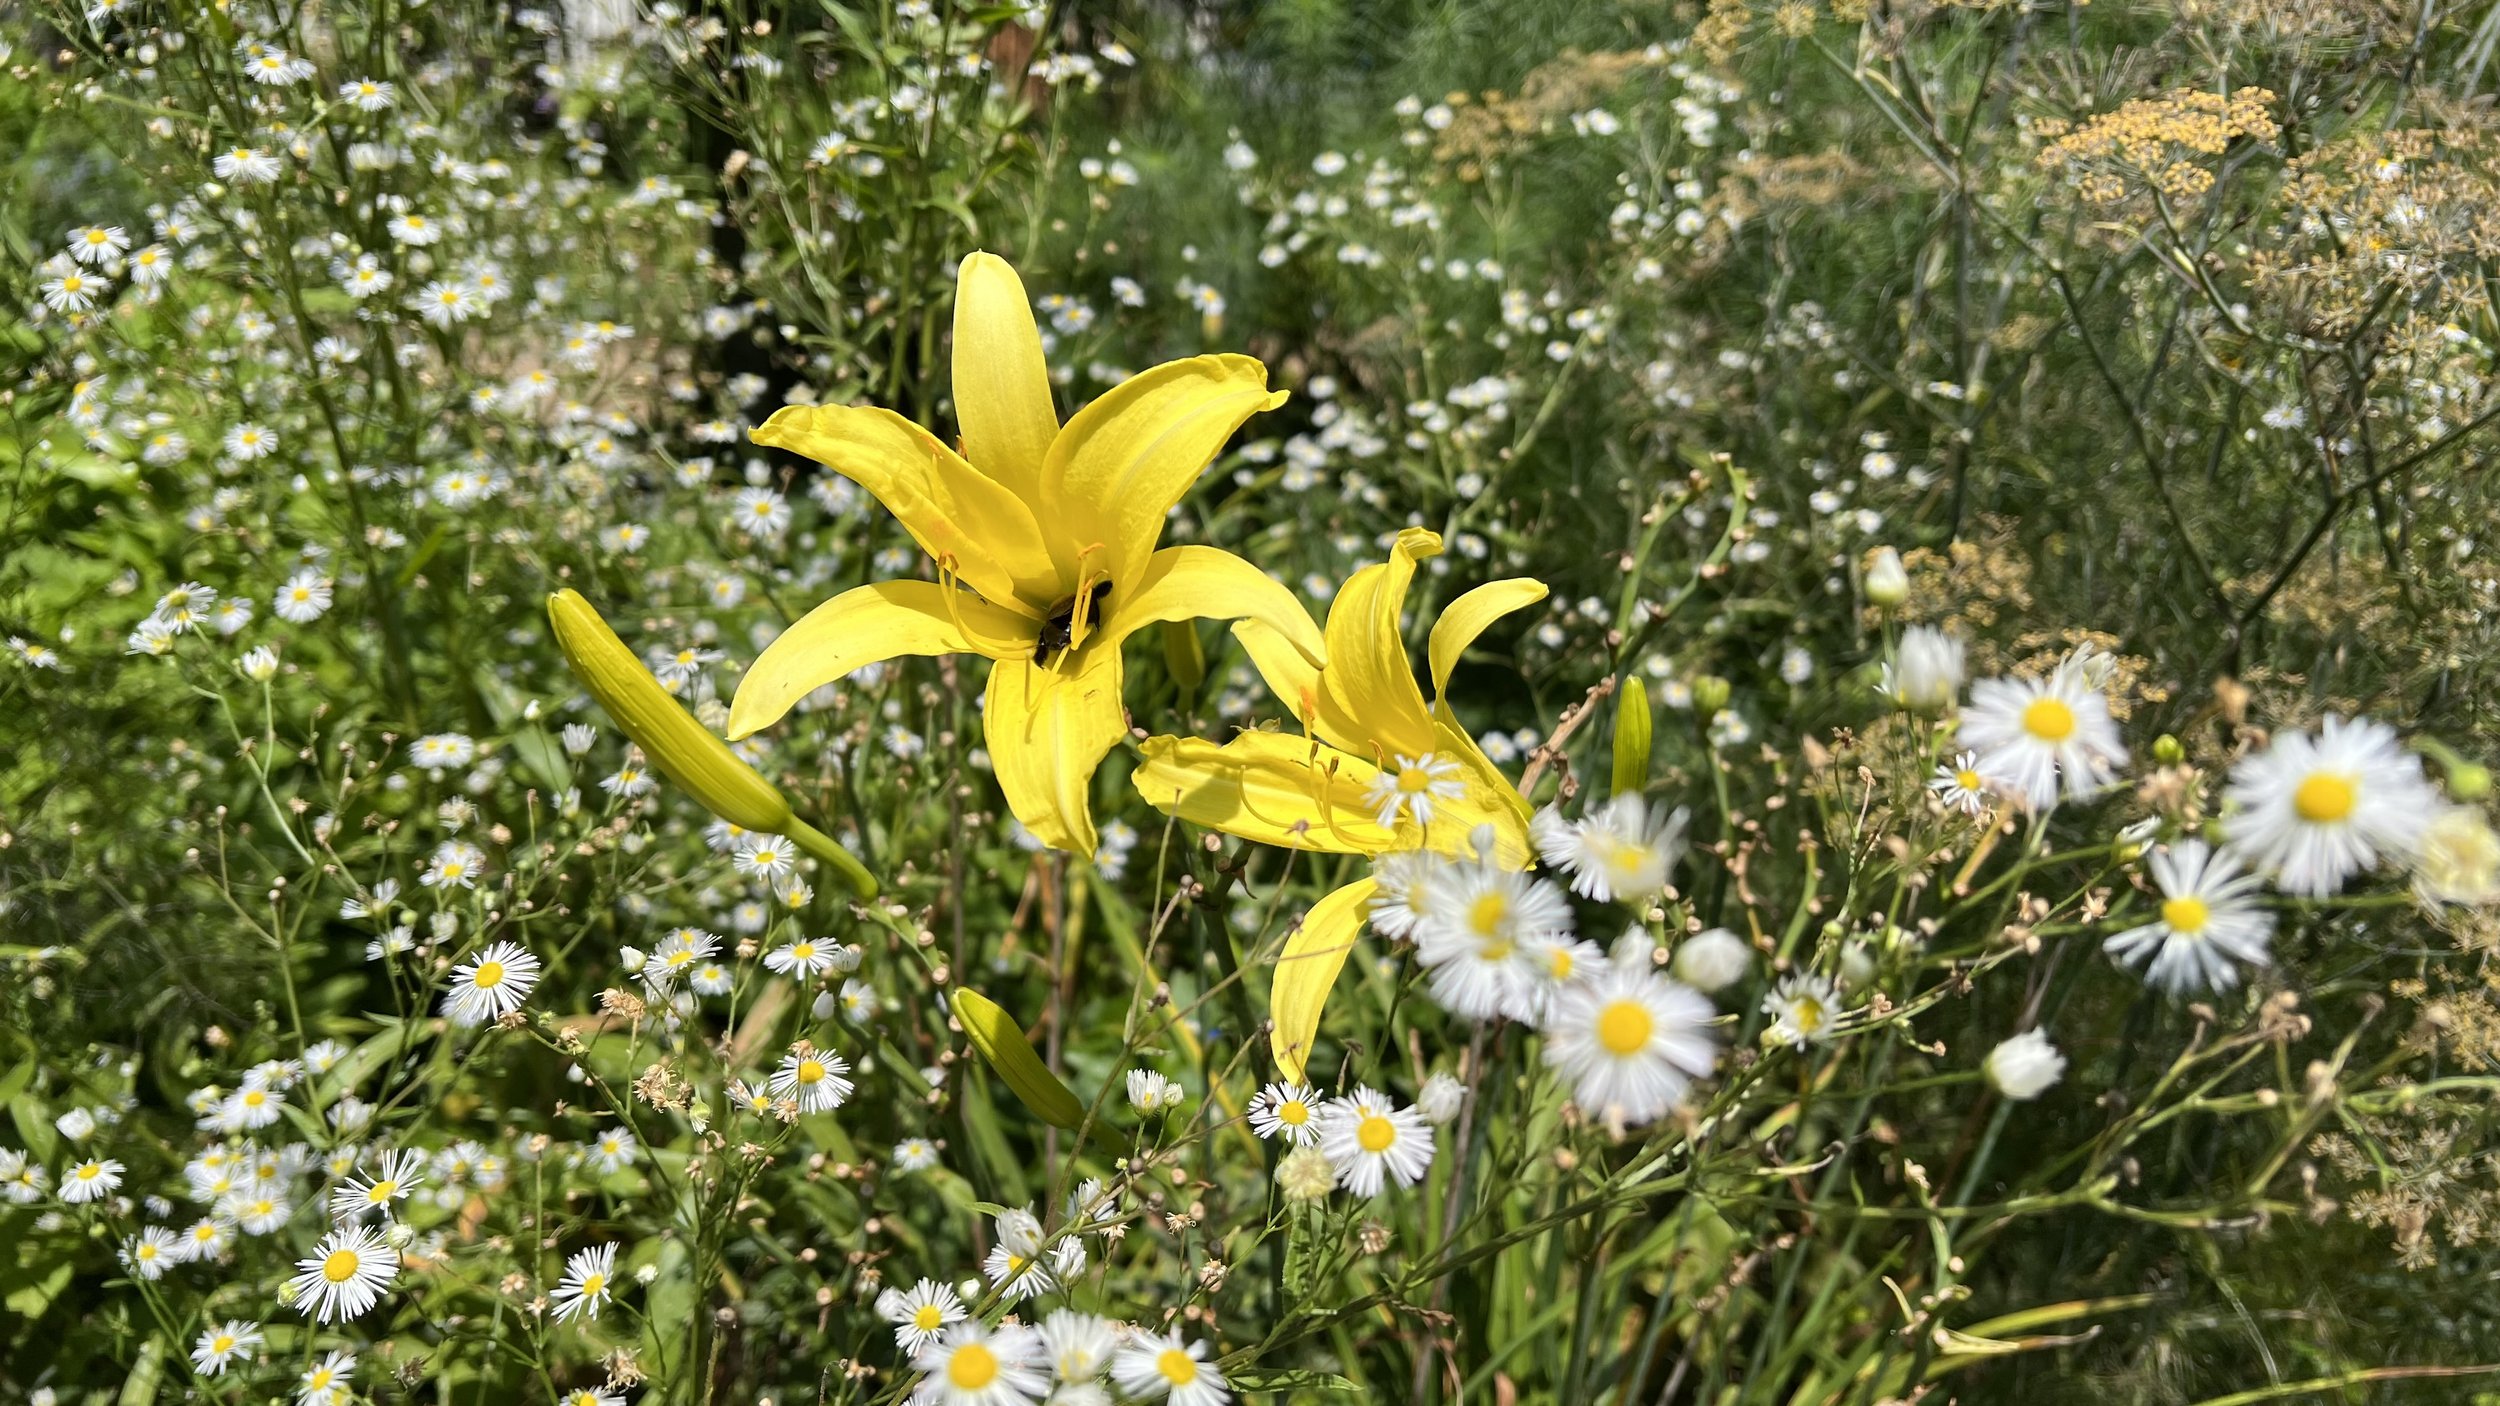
950, 252, 1059, 517
1316, 526, 1440, 760
729, 580, 1032, 740
1428, 577, 1549, 704
1427, 720, 1536, 864
984, 646, 1128, 857
1130, 732, 1393, 855
1095, 546, 1325, 666
1269, 877, 1377, 1083
1233, 618, 1336, 746
1043, 354, 1288, 595
752, 404, 1064, 614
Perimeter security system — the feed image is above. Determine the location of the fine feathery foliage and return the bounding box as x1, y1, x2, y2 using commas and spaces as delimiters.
6, 1, 2500, 1405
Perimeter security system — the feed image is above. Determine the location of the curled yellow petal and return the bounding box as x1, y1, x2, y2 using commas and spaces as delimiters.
1317, 527, 1441, 761
983, 645, 1129, 858
550, 590, 876, 897
728, 580, 1032, 741
1043, 354, 1287, 595
1095, 545, 1324, 663
752, 403, 1064, 613
951, 252, 1059, 514
1234, 618, 1333, 745
1269, 878, 1377, 1083
1130, 732, 1392, 855
1427, 577, 1549, 705
951, 988, 1087, 1130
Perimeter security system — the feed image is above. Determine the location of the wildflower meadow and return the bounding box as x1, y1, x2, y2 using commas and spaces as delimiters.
9, 0, 2500, 1403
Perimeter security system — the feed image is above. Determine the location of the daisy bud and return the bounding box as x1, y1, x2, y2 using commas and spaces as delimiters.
1275, 1146, 1336, 1202
1691, 674, 1731, 716
1414, 1072, 1465, 1125
1864, 546, 1909, 608
1984, 1030, 2067, 1101
1670, 929, 1751, 993
237, 645, 279, 681
2153, 733, 2185, 766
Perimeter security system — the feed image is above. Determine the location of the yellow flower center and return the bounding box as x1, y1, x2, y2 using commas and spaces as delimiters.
366, 1180, 395, 1203
1791, 996, 1826, 1034
912, 1304, 944, 1331
472, 960, 505, 988
578, 1273, 605, 1295
211, 1335, 234, 1352
1955, 768, 1982, 792
242, 1090, 265, 1107
2293, 772, 2357, 823
1158, 1348, 1199, 1385
322, 1249, 361, 1283
1277, 1099, 1309, 1126
1357, 1114, 1398, 1153
1397, 765, 1435, 793
1596, 1000, 1654, 1055
790, 943, 814, 960
2161, 895, 2210, 934
2021, 697, 2076, 742
1467, 893, 1510, 936
797, 1059, 825, 1084
948, 1342, 999, 1389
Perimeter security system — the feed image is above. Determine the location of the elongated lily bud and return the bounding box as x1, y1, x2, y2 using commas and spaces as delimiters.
547, 590, 876, 898
951, 989, 1087, 1131
1161, 620, 1206, 695
1612, 676, 1651, 796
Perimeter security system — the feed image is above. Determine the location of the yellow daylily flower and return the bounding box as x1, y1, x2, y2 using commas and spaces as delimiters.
729, 252, 1322, 857
1130, 527, 1549, 1079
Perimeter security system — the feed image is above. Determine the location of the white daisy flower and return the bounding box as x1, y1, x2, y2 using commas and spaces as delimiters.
1038, 1308, 1118, 1385
879, 1277, 966, 1354
190, 1319, 262, 1376
551, 1242, 619, 1322
2220, 715, 2437, 897
1315, 1086, 1433, 1197
1110, 1331, 1229, 1406
763, 935, 834, 979
1363, 751, 1465, 829
1958, 656, 2127, 810
1530, 794, 1689, 904
2103, 839, 2273, 992
328, 1148, 423, 1222
289, 1225, 399, 1322
298, 1348, 357, 1406
61, 1157, 122, 1203
769, 1045, 854, 1113
441, 940, 541, 1025
1247, 1081, 1323, 1147
1927, 751, 1992, 816
1761, 973, 1843, 1049
1413, 862, 1573, 1021
910, 1321, 1048, 1406
121, 1225, 180, 1279
1540, 968, 1720, 1126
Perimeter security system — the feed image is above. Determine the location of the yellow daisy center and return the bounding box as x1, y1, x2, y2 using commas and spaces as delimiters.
797, 1059, 825, 1085
1357, 1113, 1398, 1153
1791, 996, 1826, 1034
578, 1273, 605, 1295
322, 1249, 361, 1283
947, 1342, 999, 1389
1398, 765, 1435, 793
1955, 768, 1982, 792
912, 1304, 944, 1331
366, 1180, 395, 1203
2293, 772, 2357, 823
1157, 1348, 1199, 1385
211, 1334, 234, 1352
472, 960, 505, 988
1596, 1000, 1654, 1055
2161, 895, 2210, 934
2021, 697, 2076, 742
1467, 893, 1510, 936
1277, 1099, 1309, 1126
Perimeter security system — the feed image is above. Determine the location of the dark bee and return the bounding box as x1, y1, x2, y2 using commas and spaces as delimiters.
1033, 580, 1114, 664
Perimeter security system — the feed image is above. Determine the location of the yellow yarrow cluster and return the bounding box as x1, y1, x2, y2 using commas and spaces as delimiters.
2035, 86, 2279, 206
